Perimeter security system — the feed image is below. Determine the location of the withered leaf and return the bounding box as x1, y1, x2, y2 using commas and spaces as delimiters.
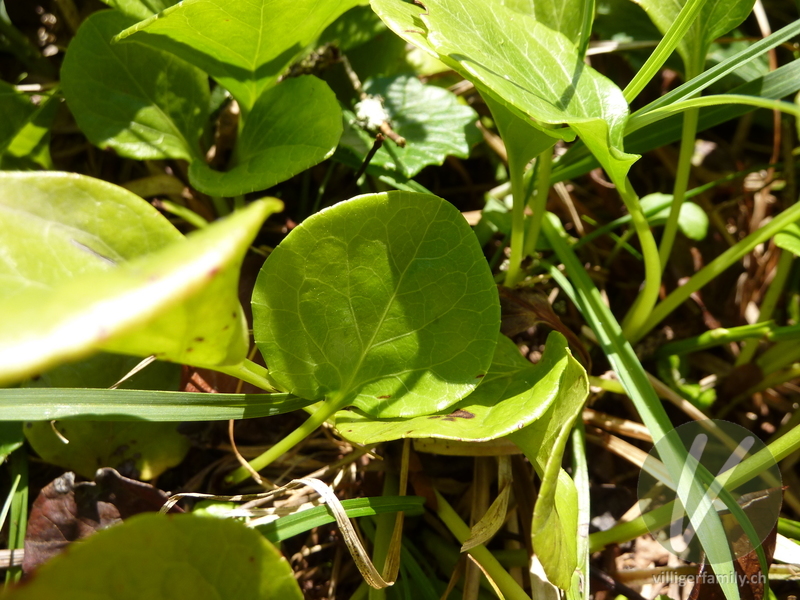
23, 468, 181, 574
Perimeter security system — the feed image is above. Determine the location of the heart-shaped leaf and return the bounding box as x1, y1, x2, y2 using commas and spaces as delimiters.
335, 332, 587, 443
61, 10, 209, 161
0, 172, 281, 385
117, 0, 361, 111
3, 513, 304, 600
188, 76, 342, 196
252, 191, 500, 417
339, 74, 480, 178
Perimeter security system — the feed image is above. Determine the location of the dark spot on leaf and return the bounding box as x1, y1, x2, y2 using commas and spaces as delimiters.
223, 325, 230, 331
111, 444, 129, 457
427, 415, 440, 419
475, 374, 485, 378
186, 347, 193, 352
208, 267, 220, 278
249, 555, 255, 562
147, 275, 159, 282
26, 422, 32, 428
194, 337, 205, 342
232, 312, 237, 319
377, 395, 392, 399
448, 409, 475, 419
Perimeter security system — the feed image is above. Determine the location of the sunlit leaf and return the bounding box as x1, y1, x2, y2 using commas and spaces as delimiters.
117, 0, 361, 111
62, 10, 209, 162
0, 172, 281, 385
2, 513, 304, 600
253, 191, 500, 417
99, 0, 179, 20
335, 332, 587, 443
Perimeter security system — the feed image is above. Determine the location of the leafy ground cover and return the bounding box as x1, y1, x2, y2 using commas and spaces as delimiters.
1, 0, 800, 598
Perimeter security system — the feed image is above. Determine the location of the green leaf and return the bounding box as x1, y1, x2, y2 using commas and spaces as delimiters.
335, 332, 587, 444
257, 496, 426, 543
640, 193, 709, 240
25, 420, 189, 480
188, 76, 341, 196
61, 10, 209, 161
1, 513, 304, 600
252, 191, 500, 417
637, 0, 755, 71
0, 172, 281, 385
339, 74, 479, 179
116, 0, 361, 111
0, 423, 24, 463
99, 0, 179, 20
0, 92, 59, 170
775, 224, 800, 256
0, 172, 183, 303
0, 388, 313, 421
502, 0, 588, 48
0, 81, 36, 152
371, 0, 637, 187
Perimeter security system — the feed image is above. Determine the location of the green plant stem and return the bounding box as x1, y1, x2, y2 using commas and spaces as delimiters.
633, 200, 800, 343
778, 517, 800, 541
589, 421, 800, 551
655, 321, 800, 358
737, 249, 795, 367
543, 214, 745, 590
504, 151, 529, 287
225, 397, 348, 485
618, 185, 663, 340
215, 359, 280, 391
210, 195, 230, 217
522, 149, 553, 259
758, 340, 800, 376
571, 422, 591, 600
433, 489, 532, 600
659, 106, 700, 268
157, 200, 209, 229
622, 0, 705, 103
5, 449, 27, 585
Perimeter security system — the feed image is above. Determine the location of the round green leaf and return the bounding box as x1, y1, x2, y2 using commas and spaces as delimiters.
189, 76, 342, 196
335, 332, 587, 444
1, 513, 304, 600
62, 10, 209, 161
340, 75, 479, 178
117, 0, 361, 111
0, 172, 183, 303
0, 173, 280, 385
252, 191, 500, 417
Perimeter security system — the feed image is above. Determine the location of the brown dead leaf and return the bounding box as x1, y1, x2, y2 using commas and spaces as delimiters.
23, 468, 181, 574
498, 285, 591, 368
688, 526, 778, 600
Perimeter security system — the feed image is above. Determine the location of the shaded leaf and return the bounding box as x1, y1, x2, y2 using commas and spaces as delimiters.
6, 513, 303, 600
0, 422, 24, 462
253, 191, 500, 417
188, 76, 341, 196
25, 420, 189, 480
501, 0, 587, 44
339, 74, 479, 178
61, 10, 209, 161
0, 93, 59, 170
117, 0, 361, 111
0, 173, 281, 384
0, 81, 35, 151
23, 469, 181, 573
640, 192, 709, 240
22, 352, 187, 480
335, 332, 587, 443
